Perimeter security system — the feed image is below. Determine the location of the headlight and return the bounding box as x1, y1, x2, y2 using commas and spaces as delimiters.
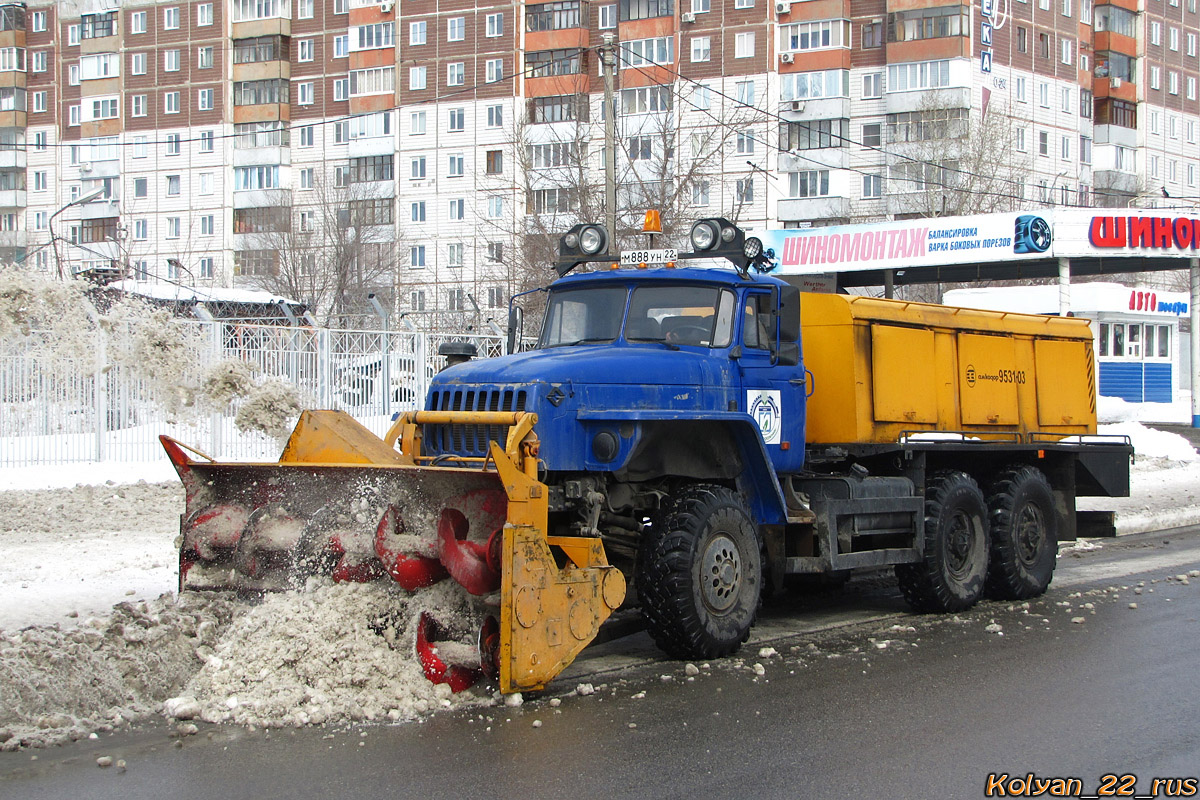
690, 220, 718, 251
721, 225, 737, 243
743, 237, 763, 259
579, 224, 607, 255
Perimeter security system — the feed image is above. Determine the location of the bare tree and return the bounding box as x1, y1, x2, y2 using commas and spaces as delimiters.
244, 169, 400, 328
881, 92, 1033, 219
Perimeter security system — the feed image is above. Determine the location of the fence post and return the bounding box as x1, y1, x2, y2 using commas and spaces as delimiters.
94, 332, 107, 462
208, 319, 224, 458
318, 327, 331, 408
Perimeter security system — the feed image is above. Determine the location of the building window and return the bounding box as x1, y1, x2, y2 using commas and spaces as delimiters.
234, 165, 280, 190
735, 32, 755, 58
887, 60, 951, 91
599, 4, 616, 27
447, 243, 465, 268
449, 198, 465, 220
133, 219, 148, 240
164, 7, 180, 29
487, 104, 503, 127
1080, 135, 1092, 164
448, 17, 465, 40
131, 52, 146, 74
488, 196, 504, 218
486, 58, 503, 83
410, 21, 426, 44
1061, 135, 1070, 159
130, 11, 146, 33
31, 51, 46, 73
449, 153, 465, 177
410, 245, 426, 268
410, 66, 427, 90
619, 0, 673, 21
448, 107, 465, 131
486, 150, 504, 174
166, 175, 181, 195
300, 168, 314, 189
411, 201, 426, 222
1060, 38, 1072, 65
334, 78, 349, 101
1017, 26, 1027, 53
298, 0, 314, 18
32, 91, 45, 113
299, 39, 314, 61
199, 173, 213, 194
487, 242, 504, 262
198, 3, 213, 25
863, 72, 883, 99
862, 122, 881, 147
133, 136, 147, 157
198, 89, 214, 110
298, 82, 314, 105
736, 178, 754, 203
164, 91, 180, 113
1038, 130, 1049, 156
30, 11, 45, 32
447, 62, 465, 86
862, 174, 883, 198
411, 156, 427, 179
789, 170, 829, 198
862, 21, 883, 48
201, 215, 214, 236
691, 36, 711, 62
68, 24, 80, 46
167, 133, 181, 155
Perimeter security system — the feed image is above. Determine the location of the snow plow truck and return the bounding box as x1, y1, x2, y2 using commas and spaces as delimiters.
161, 218, 1132, 695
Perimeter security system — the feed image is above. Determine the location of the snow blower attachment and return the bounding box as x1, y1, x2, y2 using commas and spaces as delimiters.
161, 409, 626, 694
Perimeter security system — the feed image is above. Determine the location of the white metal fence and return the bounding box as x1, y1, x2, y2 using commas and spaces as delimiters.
0, 320, 506, 467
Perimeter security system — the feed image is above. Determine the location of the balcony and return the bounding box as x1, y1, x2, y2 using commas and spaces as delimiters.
778, 196, 850, 221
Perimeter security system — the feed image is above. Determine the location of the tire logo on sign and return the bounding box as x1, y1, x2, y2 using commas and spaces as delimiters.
966, 364, 976, 387
747, 390, 782, 445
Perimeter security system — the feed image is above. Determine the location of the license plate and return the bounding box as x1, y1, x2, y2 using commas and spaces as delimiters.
620, 248, 678, 266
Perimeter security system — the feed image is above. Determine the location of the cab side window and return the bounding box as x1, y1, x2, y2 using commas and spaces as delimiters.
743, 294, 771, 350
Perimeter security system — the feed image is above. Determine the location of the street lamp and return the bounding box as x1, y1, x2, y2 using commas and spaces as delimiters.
49, 186, 108, 280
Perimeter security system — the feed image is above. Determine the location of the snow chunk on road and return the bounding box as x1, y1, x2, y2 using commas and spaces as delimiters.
182, 580, 487, 728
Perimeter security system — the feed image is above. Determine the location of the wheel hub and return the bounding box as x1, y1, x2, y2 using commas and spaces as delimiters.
1015, 502, 1045, 564
945, 510, 975, 579
701, 534, 742, 613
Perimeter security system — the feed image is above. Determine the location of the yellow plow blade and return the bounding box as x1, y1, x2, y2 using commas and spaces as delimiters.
161, 409, 626, 694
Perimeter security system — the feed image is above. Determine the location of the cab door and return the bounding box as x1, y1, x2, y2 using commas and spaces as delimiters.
737, 286, 806, 472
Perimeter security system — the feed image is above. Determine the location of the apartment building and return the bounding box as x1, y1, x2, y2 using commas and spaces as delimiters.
11, 0, 1200, 329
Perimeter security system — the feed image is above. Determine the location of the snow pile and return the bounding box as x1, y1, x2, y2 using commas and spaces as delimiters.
1099, 394, 1192, 425
1100, 421, 1198, 462
0, 592, 237, 751
170, 579, 488, 728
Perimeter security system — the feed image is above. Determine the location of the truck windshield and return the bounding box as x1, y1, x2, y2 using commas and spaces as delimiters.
627, 285, 736, 348
539, 286, 627, 347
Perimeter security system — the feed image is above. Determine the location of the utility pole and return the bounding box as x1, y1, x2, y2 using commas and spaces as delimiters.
601, 33, 617, 251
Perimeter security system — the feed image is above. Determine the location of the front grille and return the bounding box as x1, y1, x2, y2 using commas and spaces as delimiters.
424, 387, 529, 457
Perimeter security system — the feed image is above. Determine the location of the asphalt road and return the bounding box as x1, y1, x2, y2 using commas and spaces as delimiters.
4, 529, 1200, 800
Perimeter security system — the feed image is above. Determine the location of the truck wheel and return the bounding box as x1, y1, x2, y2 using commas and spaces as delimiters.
636, 484, 761, 659
896, 471, 989, 613
985, 465, 1057, 600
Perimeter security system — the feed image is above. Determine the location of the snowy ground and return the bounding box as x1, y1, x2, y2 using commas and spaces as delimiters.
0, 416, 1197, 751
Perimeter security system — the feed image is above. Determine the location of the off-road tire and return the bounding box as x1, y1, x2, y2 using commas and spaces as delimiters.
896, 471, 989, 613
985, 465, 1057, 600
636, 484, 762, 659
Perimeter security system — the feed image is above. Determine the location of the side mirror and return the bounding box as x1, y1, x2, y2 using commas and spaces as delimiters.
507, 305, 524, 354
777, 342, 800, 367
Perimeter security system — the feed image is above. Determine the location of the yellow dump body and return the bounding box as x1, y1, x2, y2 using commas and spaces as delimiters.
801, 293, 1097, 445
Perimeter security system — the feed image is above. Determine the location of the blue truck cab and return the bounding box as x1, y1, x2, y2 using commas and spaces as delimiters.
427, 266, 805, 530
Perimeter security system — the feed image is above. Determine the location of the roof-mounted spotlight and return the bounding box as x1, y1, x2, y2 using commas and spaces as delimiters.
555, 223, 610, 276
